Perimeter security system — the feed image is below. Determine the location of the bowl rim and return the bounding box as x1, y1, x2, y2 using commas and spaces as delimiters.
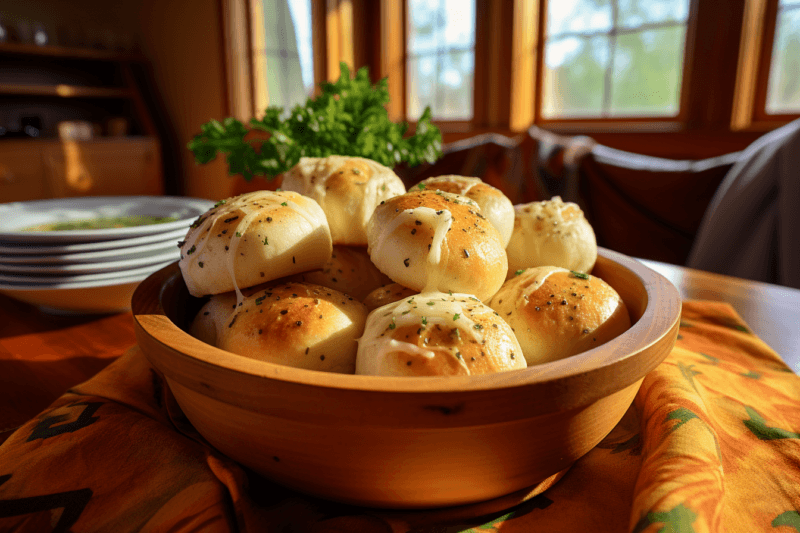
133, 247, 681, 396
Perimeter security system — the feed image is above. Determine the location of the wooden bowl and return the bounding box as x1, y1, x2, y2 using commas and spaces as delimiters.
132, 247, 680, 509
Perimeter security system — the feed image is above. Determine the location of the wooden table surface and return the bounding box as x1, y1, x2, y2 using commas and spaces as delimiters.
639, 258, 800, 372
2, 258, 798, 441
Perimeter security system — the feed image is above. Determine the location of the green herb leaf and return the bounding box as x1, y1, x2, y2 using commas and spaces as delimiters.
187, 63, 443, 180
570, 271, 590, 280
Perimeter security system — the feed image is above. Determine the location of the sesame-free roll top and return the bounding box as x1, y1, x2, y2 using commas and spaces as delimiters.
216, 281, 368, 374
366, 190, 507, 302
488, 267, 631, 366
287, 245, 392, 301
362, 282, 418, 311
178, 190, 332, 297
356, 292, 526, 377
281, 155, 407, 245
506, 196, 597, 279
415, 175, 515, 247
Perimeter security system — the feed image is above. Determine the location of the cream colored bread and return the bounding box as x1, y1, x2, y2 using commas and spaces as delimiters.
356, 292, 526, 377
488, 266, 631, 365
415, 175, 514, 247
362, 282, 418, 311
506, 196, 597, 279
287, 245, 392, 301
213, 281, 368, 374
366, 190, 507, 302
189, 291, 239, 346
178, 190, 332, 297
281, 156, 407, 246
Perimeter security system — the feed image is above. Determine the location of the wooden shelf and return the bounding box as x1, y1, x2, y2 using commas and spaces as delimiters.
0, 42, 144, 62
0, 83, 132, 99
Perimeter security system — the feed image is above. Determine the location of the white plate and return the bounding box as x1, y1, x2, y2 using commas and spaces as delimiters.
0, 226, 189, 255
0, 248, 179, 274
0, 273, 150, 314
0, 237, 181, 265
0, 196, 214, 243
0, 259, 176, 285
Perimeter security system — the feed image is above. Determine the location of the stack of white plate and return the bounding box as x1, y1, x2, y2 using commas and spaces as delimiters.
0, 196, 215, 314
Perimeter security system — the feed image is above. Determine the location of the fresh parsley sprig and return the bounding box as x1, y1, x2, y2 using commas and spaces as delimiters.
187, 63, 443, 180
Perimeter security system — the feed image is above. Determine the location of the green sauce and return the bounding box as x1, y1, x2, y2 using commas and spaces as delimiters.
23, 215, 179, 231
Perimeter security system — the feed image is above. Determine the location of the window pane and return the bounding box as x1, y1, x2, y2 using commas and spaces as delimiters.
407, 0, 475, 120
617, 0, 689, 29
407, 56, 437, 119
436, 51, 474, 119
259, 0, 314, 110
766, 5, 800, 114
546, 0, 613, 37
408, 0, 441, 54
542, 36, 609, 118
442, 0, 475, 48
610, 26, 684, 116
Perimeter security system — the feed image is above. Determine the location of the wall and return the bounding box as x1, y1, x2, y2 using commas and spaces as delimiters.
1, 0, 237, 201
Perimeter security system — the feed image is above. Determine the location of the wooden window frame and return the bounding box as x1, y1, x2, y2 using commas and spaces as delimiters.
379, 0, 798, 138
221, 0, 357, 121
733, 0, 800, 131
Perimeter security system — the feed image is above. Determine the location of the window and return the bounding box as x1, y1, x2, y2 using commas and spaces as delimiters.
406, 0, 476, 120
541, 0, 690, 119
251, 0, 316, 111
766, 0, 800, 113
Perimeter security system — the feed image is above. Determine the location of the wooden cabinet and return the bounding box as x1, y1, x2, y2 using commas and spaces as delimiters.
0, 42, 164, 200
0, 138, 163, 202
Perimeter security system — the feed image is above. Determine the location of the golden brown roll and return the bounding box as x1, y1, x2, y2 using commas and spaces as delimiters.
415, 175, 515, 247
362, 282, 418, 311
488, 266, 631, 365
213, 281, 368, 374
189, 291, 239, 346
356, 292, 526, 377
178, 190, 332, 297
506, 196, 597, 279
287, 245, 392, 301
281, 155, 407, 246
366, 190, 507, 302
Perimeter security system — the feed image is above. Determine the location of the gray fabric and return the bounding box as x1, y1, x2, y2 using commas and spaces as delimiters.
687, 119, 800, 289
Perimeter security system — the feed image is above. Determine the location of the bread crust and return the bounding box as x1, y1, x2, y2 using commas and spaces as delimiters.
362, 282, 418, 311
489, 267, 631, 365
356, 292, 526, 376
178, 191, 332, 297
287, 245, 392, 301
282, 156, 407, 245
417, 175, 514, 247
214, 281, 368, 374
366, 190, 507, 302
506, 197, 597, 279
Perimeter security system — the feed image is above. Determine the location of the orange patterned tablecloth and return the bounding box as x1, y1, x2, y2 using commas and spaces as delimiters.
0, 297, 798, 532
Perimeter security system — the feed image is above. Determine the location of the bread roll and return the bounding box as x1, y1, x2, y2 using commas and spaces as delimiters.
488, 266, 631, 365
287, 245, 392, 301
506, 196, 597, 279
415, 175, 514, 247
214, 281, 368, 373
178, 190, 332, 297
356, 292, 526, 377
366, 190, 507, 302
189, 292, 238, 346
281, 156, 407, 246
362, 282, 418, 311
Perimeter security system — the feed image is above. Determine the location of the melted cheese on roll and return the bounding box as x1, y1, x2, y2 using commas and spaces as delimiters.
178, 190, 332, 298
356, 292, 526, 377
488, 266, 631, 365
415, 175, 514, 247
281, 156, 406, 246
366, 190, 507, 302
506, 196, 597, 279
